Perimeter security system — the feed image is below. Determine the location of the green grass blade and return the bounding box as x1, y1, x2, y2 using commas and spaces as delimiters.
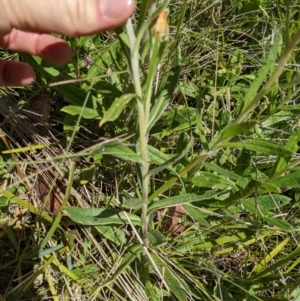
238, 35, 282, 117
151, 252, 187, 301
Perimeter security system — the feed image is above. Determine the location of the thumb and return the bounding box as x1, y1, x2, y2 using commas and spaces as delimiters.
0, 0, 135, 36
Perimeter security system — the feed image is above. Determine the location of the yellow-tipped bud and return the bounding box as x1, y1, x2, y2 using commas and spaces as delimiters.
152, 10, 167, 36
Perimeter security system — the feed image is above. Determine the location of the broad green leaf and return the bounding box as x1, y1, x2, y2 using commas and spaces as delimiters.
122, 198, 147, 209
241, 199, 272, 216
0, 196, 9, 207
221, 121, 257, 139
291, 287, 300, 301
58, 84, 93, 106
95, 225, 126, 245
43, 67, 60, 77
93, 81, 123, 97
262, 111, 292, 127
61, 105, 100, 119
99, 93, 135, 127
220, 140, 293, 157
90, 141, 141, 163
151, 252, 187, 301
243, 195, 291, 210
78, 165, 95, 185
270, 171, 300, 188
63, 207, 142, 226
148, 191, 219, 216
192, 172, 237, 190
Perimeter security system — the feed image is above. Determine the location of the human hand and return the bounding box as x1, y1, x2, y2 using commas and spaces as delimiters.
0, 0, 135, 86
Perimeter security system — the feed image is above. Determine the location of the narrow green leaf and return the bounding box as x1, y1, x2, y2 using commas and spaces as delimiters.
61, 105, 100, 119
99, 244, 143, 289
250, 246, 300, 280
163, 46, 181, 99
90, 141, 141, 163
63, 207, 142, 226
148, 47, 181, 132
99, 93, 135, 127
184, 205, 209, 227
151, 252, 187, 301
148, 191, 219, 216
258, 182, 281, 193
221, 121, 257, 139
148, 90, 169, 132
204, 162, 247, 182
215, 284, 235, 301
148, 145, 172, 165
220, 140, 293, 157
240, 36, 281, 112
263, 217, 293, 231
147, 138, 193, 177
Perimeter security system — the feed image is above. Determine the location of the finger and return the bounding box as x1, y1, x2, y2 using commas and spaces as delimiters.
0, 0, 135, 36
0, 30, 72, 65
0, 60, 35, 86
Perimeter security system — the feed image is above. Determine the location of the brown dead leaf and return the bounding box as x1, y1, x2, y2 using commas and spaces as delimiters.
157, 205, 186, 236
29, 91, 51, 123
34, 177, 62, 216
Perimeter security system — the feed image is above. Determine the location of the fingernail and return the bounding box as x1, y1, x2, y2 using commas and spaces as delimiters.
101, 0, 133, 19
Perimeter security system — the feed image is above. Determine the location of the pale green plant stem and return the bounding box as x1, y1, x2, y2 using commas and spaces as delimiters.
125, 19, 149, 250
144, 35, 161, 124
126, 2, 167, 255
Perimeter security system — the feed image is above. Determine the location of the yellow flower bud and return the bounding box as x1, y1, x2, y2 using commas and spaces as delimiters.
152, 10, 167, 36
